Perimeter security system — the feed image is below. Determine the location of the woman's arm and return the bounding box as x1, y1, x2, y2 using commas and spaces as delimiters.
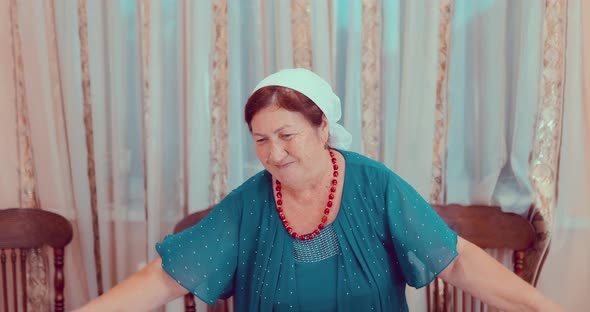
74, 257, 188, 312
439, 236, 563, 312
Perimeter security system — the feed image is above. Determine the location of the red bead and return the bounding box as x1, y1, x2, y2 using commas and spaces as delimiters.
279, 213, 286, 220
277, 207, 283, 212
277, 199, 283, 205
324, 208, 330, 214
275, 186, 281, 191
299, 235, 305, 240
333, 164, 339, 170
330, 186, 336, 192
291, 232, 298, 238
306, 234, 313, 240
318, 223, 325, 230
329, 193, 334, 200
314, 229, 320, 236
275, 180, 281, 185
287, 227, 293, 234
276, 192, 282, 198
283, 220, 289, 227
332, 179, 337, 185
333, 171, 339, 177
331, 158, 337, 164
329, 151, 334, 157
321, 215, 328, 223
327, 201, 333, 208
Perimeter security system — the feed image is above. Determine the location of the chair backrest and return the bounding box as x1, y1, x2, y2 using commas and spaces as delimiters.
173, 206, 230, 312
0, 208, 73, 312
426, 204, 543, 312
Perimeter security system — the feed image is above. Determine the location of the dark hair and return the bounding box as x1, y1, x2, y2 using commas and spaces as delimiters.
244, 86, 324, 131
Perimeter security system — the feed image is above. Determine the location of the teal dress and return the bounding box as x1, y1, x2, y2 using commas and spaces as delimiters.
156, 150, 458, 311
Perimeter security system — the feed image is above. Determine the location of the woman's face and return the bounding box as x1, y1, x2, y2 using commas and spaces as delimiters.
250, 104, 329, 187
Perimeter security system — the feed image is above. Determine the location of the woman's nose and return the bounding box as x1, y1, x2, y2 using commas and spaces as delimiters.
268, 142, 287, 163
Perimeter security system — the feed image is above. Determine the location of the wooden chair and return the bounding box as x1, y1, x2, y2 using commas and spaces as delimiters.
173, 206, 230, 312
0, 208, 73, 312
426, 204, 549, 312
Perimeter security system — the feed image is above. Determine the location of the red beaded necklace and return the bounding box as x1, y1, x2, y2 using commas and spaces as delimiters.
275, 150, 339, 240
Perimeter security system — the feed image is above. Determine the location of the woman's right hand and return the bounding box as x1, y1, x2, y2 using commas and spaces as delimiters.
74, 258, 188, 312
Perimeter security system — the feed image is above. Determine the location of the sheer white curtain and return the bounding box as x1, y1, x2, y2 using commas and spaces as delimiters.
446, 1, 541, 214
0, 0, 211, 310
537, 0, 590, 309
0, 0, 98, 309
0, 0, 587, 311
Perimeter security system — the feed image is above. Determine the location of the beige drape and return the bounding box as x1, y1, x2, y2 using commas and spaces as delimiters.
0, 1, 587, 311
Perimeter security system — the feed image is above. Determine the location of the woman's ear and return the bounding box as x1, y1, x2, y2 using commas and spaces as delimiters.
321, 116, 329, 132
320, 116, 330, 144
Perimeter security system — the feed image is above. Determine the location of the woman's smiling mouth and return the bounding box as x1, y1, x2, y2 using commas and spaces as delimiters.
275, 162, 294, 169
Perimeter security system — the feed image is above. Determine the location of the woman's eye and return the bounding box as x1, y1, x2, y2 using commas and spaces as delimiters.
256, 138, 267, 143
281, 134, 293, 139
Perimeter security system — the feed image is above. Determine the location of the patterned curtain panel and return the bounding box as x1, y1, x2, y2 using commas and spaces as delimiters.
0, 0, 587, 311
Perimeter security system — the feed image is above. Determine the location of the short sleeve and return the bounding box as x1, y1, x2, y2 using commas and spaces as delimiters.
385, 171, 458, 288
155, 194, 240, 304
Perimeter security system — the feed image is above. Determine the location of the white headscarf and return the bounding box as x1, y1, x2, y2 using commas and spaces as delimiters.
251, 68, 353, 150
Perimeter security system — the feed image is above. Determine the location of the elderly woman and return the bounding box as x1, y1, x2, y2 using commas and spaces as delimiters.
78, 69, 561, 311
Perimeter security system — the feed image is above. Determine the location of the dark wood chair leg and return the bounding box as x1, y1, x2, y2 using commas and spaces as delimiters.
2, 249, 8, 312
184, 293, 196, 312
21, 249, 27, 312
54, 247, 65, 312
